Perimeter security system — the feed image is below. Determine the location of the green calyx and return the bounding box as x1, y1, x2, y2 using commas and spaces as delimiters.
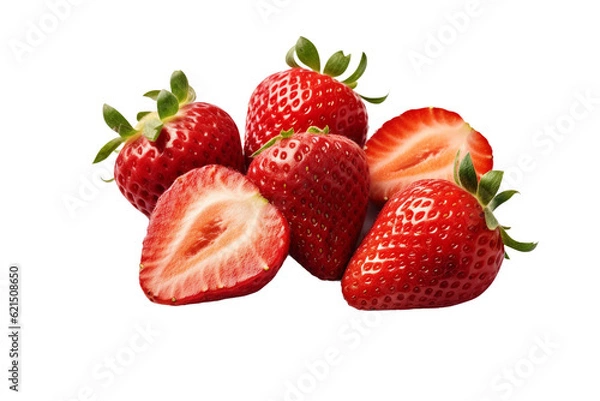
454, 153, 538, 258
93, 70, 196, 164
251, 126, 329, 158
285, 36, 388, 104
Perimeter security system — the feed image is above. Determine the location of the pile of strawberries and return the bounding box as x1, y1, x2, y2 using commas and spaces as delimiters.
95, 37, 536, 310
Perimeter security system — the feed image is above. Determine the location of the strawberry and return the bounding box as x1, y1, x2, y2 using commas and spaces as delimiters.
246, 127, 370, 280
365, 107, 493, 205
341, 154, 537, 310
94, 70, 244, 217
244, 36, 386, 166
139, 164, 290, 305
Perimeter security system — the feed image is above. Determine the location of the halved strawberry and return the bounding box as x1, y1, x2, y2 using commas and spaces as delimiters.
139, 165, 290, 305
365, 107, 493, 205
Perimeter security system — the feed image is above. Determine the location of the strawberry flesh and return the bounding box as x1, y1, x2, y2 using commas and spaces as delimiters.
365, 107, 493, 205
139, 165, 290, 305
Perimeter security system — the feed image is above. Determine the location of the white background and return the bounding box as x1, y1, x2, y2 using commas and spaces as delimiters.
1, 0, 599, 400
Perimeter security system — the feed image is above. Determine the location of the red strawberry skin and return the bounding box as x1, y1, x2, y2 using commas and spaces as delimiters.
246, 132, 370, 280
365, 107, 493, 205
115, 102, 244, 217
342, 178, 504, 310
139, 165, 290, 305
244, 68, 368, 165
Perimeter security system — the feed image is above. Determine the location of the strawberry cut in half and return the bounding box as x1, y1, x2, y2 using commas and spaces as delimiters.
365, 107, 493, 205
139, 165, 290, 305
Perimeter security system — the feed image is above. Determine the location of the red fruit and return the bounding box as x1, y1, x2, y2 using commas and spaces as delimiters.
94, 70, 244, 217
139, 165, 290, 305
342, 154, 537, 310
365, 107, 493, 205
244, 36, 386, 166
246, 128, 370, 280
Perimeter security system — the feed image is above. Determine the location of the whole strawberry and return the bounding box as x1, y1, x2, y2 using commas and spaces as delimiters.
94, 70, 244, 217
246, 127, 370, 280
342, 154, 537, 310
244, 36, 386, 166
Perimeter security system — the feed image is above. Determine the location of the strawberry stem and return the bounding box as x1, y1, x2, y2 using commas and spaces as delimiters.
251, 126, 330, 157
94, 70, 196, 163
285, 36, 388, 104
142, 116, 163, 141
454, 152, 538, 256
306, 126, 330, 135
251, 129, 295, 157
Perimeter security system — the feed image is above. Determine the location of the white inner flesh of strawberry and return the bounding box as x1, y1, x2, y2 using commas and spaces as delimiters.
372, 122, 472, 182
144, 192, 277, 300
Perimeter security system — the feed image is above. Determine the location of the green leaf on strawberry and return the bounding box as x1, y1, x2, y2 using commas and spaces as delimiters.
285, 36, 387, 104
341, 52, 367, 88
342, 152, 537, 310
500, 228, 537, 258
93, 136, 125, 164
251, 128, 295, 158
142, 115, 163, 142
455, 152, 479, 194
93, 70, 245, 217
102, 104, 136, 137
477, 170, 503, 206
143, 90, 161, 100
94, 70, 196, 163
293, 36, 321, 71
323, 51, 351, 77
251, 126, 330, 158
170, 70, 191, 103
157, 89, 180, 120
245, 37, 388, 165
136, 111, 152, 121
490, 190, 519, 211
455, 152, 538, 256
